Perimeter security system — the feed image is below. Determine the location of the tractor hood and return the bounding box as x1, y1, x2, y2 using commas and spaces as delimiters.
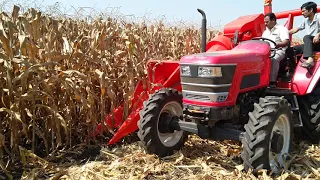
180, 40, 271, 65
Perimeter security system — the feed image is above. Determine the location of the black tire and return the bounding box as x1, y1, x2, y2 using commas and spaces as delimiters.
137, 88, 188, 157
241, 96, 293, 173
298, 83, 320, 144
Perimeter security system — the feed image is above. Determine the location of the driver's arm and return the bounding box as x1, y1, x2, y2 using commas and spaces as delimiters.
277, 39, 289, 48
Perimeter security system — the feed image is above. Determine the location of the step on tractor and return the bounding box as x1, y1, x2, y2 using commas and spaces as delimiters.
91, 0, 320, 173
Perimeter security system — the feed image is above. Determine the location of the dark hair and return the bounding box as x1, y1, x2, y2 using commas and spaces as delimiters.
301, 1, 317, 13
265, 13, 277, 21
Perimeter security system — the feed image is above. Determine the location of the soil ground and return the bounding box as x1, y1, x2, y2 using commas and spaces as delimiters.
9, 134, 319, 180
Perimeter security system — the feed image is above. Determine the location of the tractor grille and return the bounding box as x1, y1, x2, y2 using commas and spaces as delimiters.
180, 64, 235, 103
181, 84, 230, 93
185, 93, 211, 102
181, 82, 231, 102
182, 90, 229, 102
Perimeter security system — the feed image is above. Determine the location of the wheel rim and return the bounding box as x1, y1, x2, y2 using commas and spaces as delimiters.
157, 101, 184, 147
269, 114, 291, 173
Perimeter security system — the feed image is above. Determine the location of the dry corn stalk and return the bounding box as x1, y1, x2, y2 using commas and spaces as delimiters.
0, 5, 217, 175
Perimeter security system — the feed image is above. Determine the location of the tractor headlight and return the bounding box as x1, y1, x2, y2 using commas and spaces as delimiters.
198, 66, 222, 77
180, 66, 191, 76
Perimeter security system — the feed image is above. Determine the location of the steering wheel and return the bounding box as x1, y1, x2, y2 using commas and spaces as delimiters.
251, 37, 277, 58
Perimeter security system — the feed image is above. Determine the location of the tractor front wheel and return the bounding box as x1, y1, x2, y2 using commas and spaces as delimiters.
137, 88, 188, 157
241, 96, 293, 174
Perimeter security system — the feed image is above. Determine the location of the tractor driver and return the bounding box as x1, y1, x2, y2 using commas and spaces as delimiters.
262, 13, 290, 87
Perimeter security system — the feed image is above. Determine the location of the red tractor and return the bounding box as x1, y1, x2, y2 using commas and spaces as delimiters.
92, 0, 320, 173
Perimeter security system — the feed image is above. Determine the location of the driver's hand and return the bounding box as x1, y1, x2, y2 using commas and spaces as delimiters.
313, 35, 320, 44
275, 42, 280, 48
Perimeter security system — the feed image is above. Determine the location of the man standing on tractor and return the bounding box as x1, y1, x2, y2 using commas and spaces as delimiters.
289, 1, 320, 69
262, 13, 290, 87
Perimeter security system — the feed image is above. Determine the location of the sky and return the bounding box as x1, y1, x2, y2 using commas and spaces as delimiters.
9, 0, 317, 38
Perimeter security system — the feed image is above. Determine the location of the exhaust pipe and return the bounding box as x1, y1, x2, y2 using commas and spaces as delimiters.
197, 9, 207, 52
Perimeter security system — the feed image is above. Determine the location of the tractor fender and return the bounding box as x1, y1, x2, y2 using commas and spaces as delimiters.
292, 53, 320, 95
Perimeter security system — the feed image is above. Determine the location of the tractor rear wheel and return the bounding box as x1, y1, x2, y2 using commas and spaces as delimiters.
137, 88, 188, 157
241, 96, 293, 174
298, 83, 320, 144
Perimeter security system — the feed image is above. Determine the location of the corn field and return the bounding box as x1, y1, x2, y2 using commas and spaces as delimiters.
0, 5, 219, 178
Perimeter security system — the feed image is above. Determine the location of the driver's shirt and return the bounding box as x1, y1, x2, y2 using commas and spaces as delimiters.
262, 24, 290, 50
